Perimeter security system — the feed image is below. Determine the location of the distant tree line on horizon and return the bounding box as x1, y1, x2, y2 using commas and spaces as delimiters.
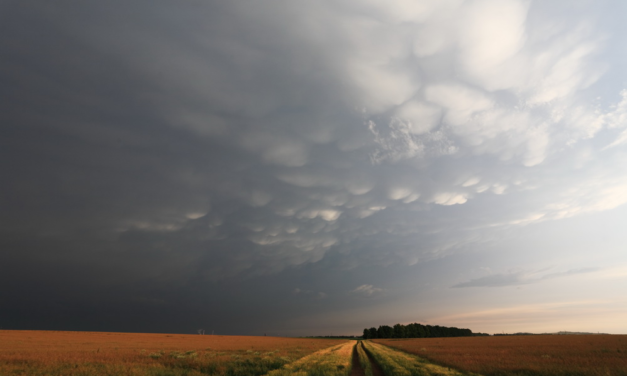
362, 323, 473, 339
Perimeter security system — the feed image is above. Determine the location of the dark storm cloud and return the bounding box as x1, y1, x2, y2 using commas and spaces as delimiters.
2, 0, 627, 334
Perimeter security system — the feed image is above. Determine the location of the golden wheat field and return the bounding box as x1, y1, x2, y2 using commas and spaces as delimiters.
5, 330, 627, 376
0, 330, 348, 376
375, 335, 627, 376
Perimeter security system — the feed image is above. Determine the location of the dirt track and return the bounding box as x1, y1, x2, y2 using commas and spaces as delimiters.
350, 342, 384, 376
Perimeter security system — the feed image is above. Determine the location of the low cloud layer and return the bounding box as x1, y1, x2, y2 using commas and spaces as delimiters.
452, 267, 599, 288
1, 0, 627, 334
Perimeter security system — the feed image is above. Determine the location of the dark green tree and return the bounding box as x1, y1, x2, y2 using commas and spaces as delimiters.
378, 325, 393, 338
368, 327, 378, 339
363, 323, 473, 339
393, 323, 406, 338
406, 323, 419, 338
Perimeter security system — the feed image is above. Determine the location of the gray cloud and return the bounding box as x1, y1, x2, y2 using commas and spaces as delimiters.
1, 0, 627, 334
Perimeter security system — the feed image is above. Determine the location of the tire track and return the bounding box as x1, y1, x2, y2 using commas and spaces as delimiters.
350, 344, 365, 376
351, 342, 384, 376
361, 342, 384, 376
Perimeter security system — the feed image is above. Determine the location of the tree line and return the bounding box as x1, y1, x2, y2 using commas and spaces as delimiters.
362, 323, 473, 339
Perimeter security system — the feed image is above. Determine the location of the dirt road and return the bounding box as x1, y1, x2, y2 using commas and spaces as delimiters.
350, 342, 384, 376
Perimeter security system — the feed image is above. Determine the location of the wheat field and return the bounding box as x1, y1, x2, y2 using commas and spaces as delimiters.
0, 330, 348, 376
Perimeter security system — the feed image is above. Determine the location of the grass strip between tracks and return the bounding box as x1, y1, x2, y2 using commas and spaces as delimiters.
356, 341, 373, 376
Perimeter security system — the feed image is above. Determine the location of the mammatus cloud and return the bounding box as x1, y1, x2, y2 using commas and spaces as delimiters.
2, 1, 627, 279
452, 267, 599, 288
2, 0, 627, 335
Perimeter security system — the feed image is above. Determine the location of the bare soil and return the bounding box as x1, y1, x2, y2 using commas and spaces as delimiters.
350, 345, 364, 376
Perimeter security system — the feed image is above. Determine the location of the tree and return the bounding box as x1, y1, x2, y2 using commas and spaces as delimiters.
368, 327, 378, 339
393, 324, 406, 338
364, 322, 473, 339
406, 323, 419, 338
378, 325, 393, 339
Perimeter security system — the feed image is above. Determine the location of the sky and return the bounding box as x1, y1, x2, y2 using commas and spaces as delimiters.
1, 0, 627, 336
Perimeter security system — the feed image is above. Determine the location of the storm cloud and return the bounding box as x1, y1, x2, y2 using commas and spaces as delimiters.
1, 0, 627, 335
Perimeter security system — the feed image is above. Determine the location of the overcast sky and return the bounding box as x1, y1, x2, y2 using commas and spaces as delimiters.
2, 0, 627, 336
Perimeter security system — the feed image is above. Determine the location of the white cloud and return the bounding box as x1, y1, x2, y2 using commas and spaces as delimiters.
368, 119, 425, 164
339, 15, 420, 113
458, 0, 529, 88
387, 187, 414, 201
185, 212, 206, 220
432, 192, 468, 206
424, 83, 493, 126
319, 209, 343, 222
603, 90, 627, 149
350, 284, 384, 297
394, 101, 442, 135
527, 41, 603, 105
461, 177, 480, 187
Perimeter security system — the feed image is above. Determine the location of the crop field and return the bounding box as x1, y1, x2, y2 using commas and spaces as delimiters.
0, 330, 348, 376
375, 335, 627, 376
5, 330, 627, 376
268, 340, 355, 376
